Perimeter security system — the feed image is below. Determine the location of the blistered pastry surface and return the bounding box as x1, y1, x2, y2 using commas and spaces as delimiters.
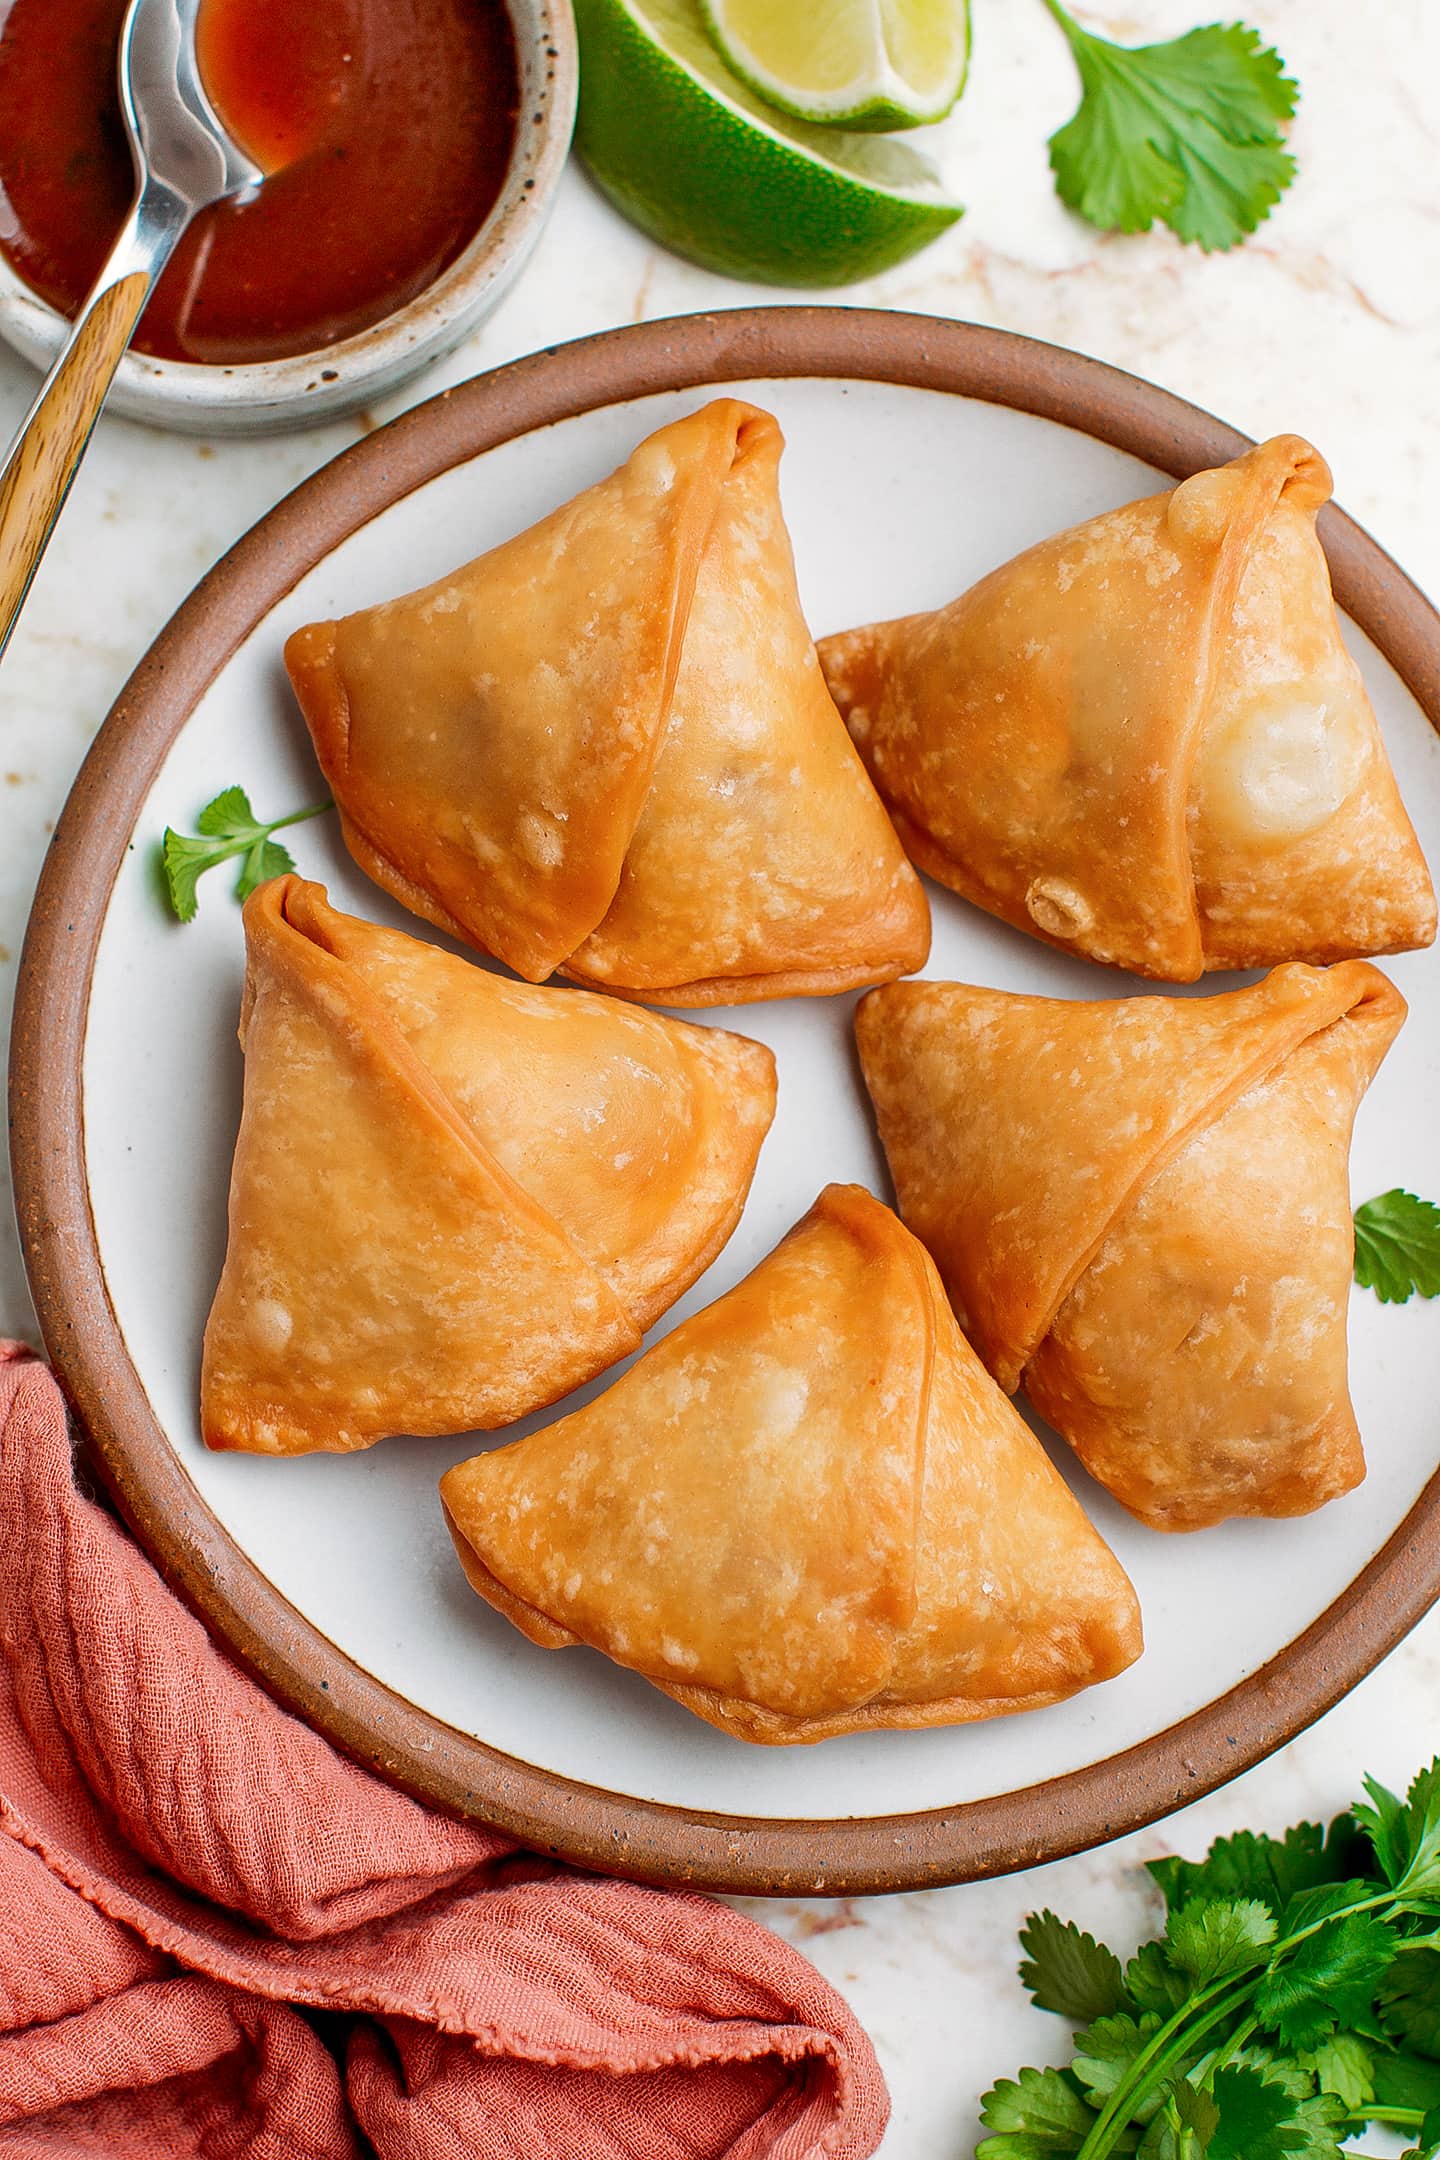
288, 400, 929, 1005
286, 403, 734, 981
443, 1186, 1141, 1741
821, 437, 1435, 981
821, 478, 1238, 979
201, 886, 636, 1454
857, 961, 1393, 1386
567, 412, 930, 999
1026, 1014, 1379, 1529
201, 880, 776, 1453
857, 962, 1405, 1533
282, 883, 776, 1330
1192, 498, 1436, 965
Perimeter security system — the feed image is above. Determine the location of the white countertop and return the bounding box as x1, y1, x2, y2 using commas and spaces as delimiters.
2, 4, 1437, 2152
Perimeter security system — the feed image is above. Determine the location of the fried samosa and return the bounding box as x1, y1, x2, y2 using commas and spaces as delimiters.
855, 963, 1405, 1532
441, 1184, 1142, 1743
201, 878, 776, 1455
285, 400, 929, 1006
820, 437, 1435, 981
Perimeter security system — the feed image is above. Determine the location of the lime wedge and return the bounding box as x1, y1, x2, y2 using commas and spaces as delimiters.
701, 0, 971, 130
574, 0, 963, 287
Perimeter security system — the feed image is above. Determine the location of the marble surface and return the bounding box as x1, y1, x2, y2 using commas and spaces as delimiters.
2, 2, 1438, 2153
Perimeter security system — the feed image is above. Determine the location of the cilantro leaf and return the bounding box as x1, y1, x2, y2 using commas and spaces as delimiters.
1208, 2061, 1326, 2158
1356, 1771, 1415, 1885
1354, 1192, 1440, 1304
977, 2064, 1097, 2157
1143, 2065, 1332, 2160
194, 784, 258, 838
1374, 2048, 1440, 2113
1215, 2056, 1347, 2160
1379, 1952, 1440, 2059
1073, 2013, 1167, 2118
160, 829, 218, 925
1278, 1881, 1384, 1937
1263, 2094, 1348, 2160
1049, 32, 1180, 238
1021, 1911, 1129, 2022
1126, 1940, 1192, 2018
1149, 1823, 1350, 1919
976, 1766, 1440, 2160
1355, 1762, 1440, 1899
1138, 2077, 1219, 2157
1236, 2044, 1337, 2104
1297, 2033, 1374, 2110
1041, 4, 1299, 251
1164, 123, 1296, 252
236, 836, 297, 903
1407, 2101, 1440, 2160
1253, 1913, 1397, 2051
160, 788, 332, 924
1166, 1896, 1276, 1989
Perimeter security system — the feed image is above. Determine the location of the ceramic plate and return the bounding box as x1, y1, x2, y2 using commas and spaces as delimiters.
13, 310, 1440, 1894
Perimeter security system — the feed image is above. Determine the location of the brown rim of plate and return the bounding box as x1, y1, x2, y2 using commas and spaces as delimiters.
11, 306, 1440, 1897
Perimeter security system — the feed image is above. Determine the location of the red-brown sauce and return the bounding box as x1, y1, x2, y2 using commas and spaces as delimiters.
0, 0, 520, 365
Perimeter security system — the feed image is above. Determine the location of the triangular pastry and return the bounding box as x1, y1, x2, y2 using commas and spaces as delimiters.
441, 1185, 1141, 1743
286, 399, 929, 1005
201, 878, 776, 1455
820, 437, 1435, 981
855, 963, 1405, 1531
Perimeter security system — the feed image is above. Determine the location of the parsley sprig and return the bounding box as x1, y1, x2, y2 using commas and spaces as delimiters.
162, 786, 332, 924
1039, 2, 1299, 252
978, 1761, 1440, 2159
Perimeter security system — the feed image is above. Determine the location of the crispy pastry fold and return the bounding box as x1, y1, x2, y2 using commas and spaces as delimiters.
286, 400, 929, 1006
820, 437, 1435, 980
441, 1184, 1141, 1743
201, 878, 776, 1455
855, 963, 1406, 1531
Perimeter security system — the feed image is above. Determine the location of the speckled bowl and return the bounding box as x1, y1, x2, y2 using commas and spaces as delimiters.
0, 0, 576, 436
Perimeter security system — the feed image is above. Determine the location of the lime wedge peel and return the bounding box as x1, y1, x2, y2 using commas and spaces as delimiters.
700, 0, 971, 132
574, 0, 963, 289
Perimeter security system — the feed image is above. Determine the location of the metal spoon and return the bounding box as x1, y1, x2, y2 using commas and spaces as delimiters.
0, 0, 261, 663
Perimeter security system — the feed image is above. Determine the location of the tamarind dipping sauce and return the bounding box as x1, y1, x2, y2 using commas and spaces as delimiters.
0, 0, 520, 364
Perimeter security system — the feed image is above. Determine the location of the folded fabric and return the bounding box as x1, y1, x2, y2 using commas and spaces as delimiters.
0, 1346, 888, 2158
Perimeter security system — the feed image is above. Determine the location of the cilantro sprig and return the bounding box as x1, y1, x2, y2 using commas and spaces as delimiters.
1354, 1192, 1440, 1306
162, 786, 332, 923
978, 1760, 1440, 2160
1039, 2, 1299, 252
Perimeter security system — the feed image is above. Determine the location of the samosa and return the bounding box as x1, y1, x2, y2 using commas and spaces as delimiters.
820, 437, 1434, 981
855, 963, 1405, 1531
286, 400, 929, 1005
442, 1185, 1142, 1744
201, 878, 776, 1455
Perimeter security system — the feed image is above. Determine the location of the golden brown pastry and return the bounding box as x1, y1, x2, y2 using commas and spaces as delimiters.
201, 877, 776, 1455
820, 437, 1435, 981
441, 1184, 1142, 1743
285, 399, 929, 1006
855, 963, 1405, 1532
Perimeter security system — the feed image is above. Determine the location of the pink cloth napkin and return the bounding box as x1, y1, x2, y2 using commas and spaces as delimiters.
0, 1345, 888, 2157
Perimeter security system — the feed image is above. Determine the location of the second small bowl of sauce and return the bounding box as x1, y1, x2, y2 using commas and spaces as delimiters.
0, 0, 575, 431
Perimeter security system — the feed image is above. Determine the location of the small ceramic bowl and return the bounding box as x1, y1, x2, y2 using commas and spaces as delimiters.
0, 0, 576, 437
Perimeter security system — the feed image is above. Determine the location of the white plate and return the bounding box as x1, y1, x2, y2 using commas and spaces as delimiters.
20, 317, 1440, 1890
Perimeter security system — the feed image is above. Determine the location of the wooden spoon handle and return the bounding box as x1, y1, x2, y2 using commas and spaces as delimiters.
0, 268, 153, 661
